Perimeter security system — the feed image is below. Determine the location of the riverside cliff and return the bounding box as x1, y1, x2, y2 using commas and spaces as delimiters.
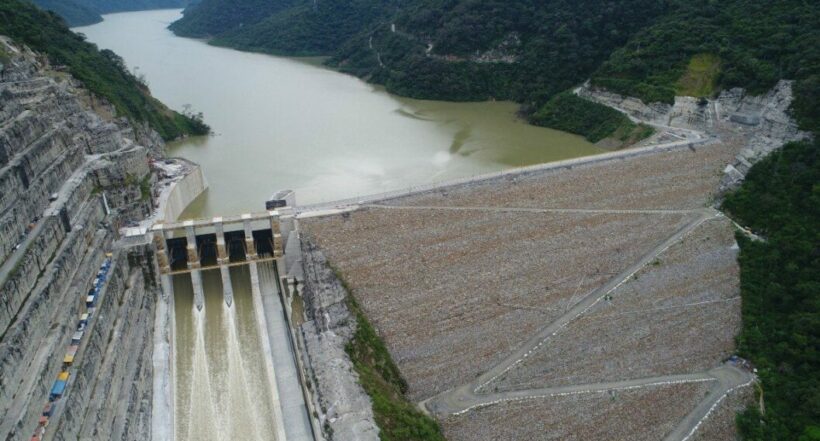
0, 37, 165, 441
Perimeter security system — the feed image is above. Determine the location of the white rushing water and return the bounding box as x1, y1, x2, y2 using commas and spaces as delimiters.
173, 267, 279, 441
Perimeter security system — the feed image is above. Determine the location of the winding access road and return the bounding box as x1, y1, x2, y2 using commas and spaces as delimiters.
413, 207, 755, 440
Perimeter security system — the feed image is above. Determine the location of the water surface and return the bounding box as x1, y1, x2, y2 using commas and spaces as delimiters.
76, 9, 602, 217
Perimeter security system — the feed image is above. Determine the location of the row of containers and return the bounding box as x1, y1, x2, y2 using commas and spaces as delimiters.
30, 254, 112, 441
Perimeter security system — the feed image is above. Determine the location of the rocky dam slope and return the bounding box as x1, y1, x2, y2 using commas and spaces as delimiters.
293, 78, 806, 440
0, 37, 164, 441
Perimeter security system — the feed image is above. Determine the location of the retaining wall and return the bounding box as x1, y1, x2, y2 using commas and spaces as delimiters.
162, 160, 206, 222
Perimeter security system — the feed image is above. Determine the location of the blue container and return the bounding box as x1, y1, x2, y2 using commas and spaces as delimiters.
50, 380, 66, 399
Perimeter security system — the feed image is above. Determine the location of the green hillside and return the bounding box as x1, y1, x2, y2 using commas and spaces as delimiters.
169, 0, 298, 38
592, 0, 820, 131
30, 0, 102, 26
169, 0, 820, 138
723, 138, 820, 441
172, 0, 402, 56
30, 0, 191, 27
2, 0, 208, 140
78, 0, 190, 13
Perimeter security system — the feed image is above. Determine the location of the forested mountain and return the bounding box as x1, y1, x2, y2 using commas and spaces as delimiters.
592, 0, 820, 132
168, 0, 300, 38
723, 138, 820, 441
29, 0, 101, 26
2, 0, 208, 140
171, 0, 404, 56
77, 0, 191, 13
173, 0, 819, 136
29, 0, 192, 26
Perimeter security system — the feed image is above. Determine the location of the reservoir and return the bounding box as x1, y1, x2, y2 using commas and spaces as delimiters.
76, 9, 603, 441
76, 9, 602, 218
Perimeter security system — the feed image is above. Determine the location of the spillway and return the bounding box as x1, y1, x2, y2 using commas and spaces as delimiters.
173, 267, 279, 441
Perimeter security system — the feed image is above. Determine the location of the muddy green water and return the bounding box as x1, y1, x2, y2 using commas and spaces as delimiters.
77, 9, 601, 218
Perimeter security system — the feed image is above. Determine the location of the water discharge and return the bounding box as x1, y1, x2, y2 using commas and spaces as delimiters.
221, 302, 264, 441
173, 267, 279, 441
186, 307, 222, 441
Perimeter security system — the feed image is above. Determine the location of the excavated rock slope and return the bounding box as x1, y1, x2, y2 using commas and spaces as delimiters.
0, 37, 163, 441
576, 80, 810, 192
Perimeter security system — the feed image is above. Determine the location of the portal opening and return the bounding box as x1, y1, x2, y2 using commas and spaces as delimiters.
253, 230, 274, 257
196, 233, 218, 267
225, 231, 247, 262
166, 237, 188, 271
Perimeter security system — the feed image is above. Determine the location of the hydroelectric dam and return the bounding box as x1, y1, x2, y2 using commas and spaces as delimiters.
122, 191, 318, 441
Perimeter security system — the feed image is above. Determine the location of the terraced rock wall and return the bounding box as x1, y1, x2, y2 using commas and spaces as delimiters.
0, 36, 163, 441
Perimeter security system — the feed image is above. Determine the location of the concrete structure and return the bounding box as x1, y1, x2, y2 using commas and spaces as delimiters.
133, 191, 314, 441
149, 210, 286, 309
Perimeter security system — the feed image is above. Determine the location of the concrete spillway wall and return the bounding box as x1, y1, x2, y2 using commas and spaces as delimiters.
161, 159, 207, 222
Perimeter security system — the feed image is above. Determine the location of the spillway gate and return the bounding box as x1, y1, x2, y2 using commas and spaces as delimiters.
152, 210, 286, 308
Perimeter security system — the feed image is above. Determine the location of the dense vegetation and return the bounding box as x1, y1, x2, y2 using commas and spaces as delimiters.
593, 0, 820, 132
337, 271, 445, 441
334, 0, 668, 107
30, 0, 101, 26
30, 0, 191, 26
722, 138, 819, 441
168, 0, 297, 38
74, 0, 190, 13
172, 0, 820, 140
531, 93, 653, 144
172, 0, 403, 56
1, 0, 208, 140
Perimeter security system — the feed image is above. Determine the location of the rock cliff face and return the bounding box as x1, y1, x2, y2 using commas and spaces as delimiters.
296, 237, 380, 441
576, 80, 810, 192
0, 36, 163, 441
